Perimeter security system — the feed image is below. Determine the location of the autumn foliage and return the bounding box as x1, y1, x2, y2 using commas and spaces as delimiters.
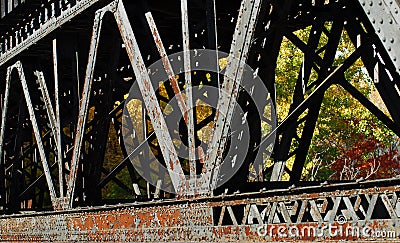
275, 26, 399, 181
330, 134, 400, 180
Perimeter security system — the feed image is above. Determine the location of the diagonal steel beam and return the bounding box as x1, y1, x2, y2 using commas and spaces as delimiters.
256, 44, 368, 154
0, 67, 11, 173
145, 11, 199, 194
12, 61, 58, 209
338, 76, 400, 136
271, 21, 325, 181
145, 12, 190, 130
34, 70, 64, 196
65, 7, 107, 208
202, 0, 262, 190
113, 0, 186, 194
97, 132, 156, 188
289, 20, 345, 182
0, 67, 11, 208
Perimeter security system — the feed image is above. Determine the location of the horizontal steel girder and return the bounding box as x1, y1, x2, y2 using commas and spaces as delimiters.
0, 179, 400, 241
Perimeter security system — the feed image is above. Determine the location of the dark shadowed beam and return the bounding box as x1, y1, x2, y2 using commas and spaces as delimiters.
289, 20, 345, 182
271, 20, 325, 181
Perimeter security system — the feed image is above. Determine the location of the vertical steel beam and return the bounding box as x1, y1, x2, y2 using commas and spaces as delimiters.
133, 183, 141, 196
7, 0, 12, 14
205, 0, 220, 89
1, 0, 5, 18
205, 0, 218, 58
180, 0, 197, 193
53, 38, 63, 197
154, 179, 162, 199
83, 33, 121, 205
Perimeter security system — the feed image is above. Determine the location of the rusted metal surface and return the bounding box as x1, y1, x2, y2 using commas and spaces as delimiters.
113, 0, 186, 194
146, 11, 206, 195
1, 181, 400, 241
180, 0, 197, 195
145, 12, 189, 126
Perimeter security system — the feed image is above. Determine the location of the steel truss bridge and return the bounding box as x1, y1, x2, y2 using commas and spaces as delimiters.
0, 0, 400, 241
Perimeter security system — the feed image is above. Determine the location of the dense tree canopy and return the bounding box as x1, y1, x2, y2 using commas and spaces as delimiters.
275, 26, 400, 181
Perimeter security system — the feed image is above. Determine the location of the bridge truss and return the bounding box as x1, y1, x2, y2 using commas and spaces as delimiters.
0, 0, 400, 241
